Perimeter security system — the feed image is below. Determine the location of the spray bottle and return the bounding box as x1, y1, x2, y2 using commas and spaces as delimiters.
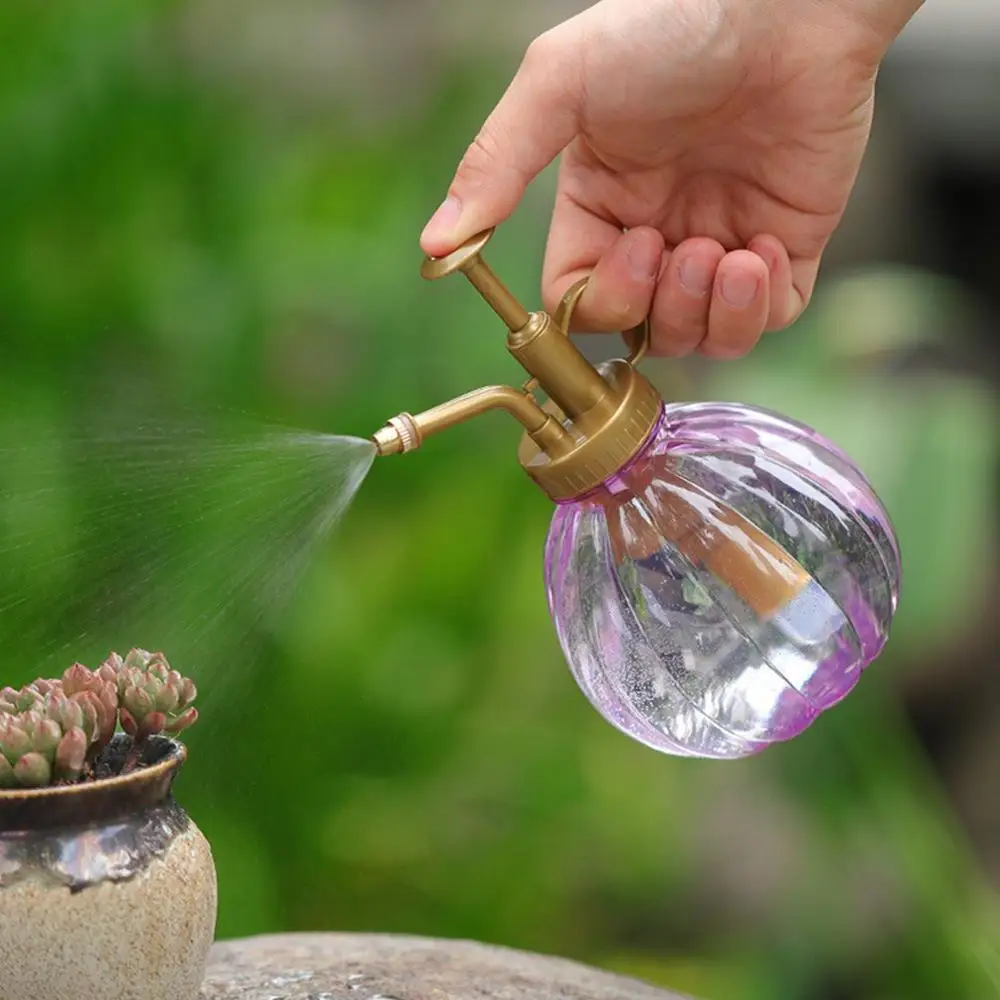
372, 228, 901, 759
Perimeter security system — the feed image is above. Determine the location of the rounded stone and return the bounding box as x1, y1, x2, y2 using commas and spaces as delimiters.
200, 932, 692, 999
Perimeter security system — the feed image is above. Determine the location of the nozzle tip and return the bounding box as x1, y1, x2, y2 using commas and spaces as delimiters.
372, 414, 421, 456
372, 426, 401, 456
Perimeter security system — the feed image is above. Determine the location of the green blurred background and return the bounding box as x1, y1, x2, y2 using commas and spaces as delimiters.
2, 4, 999, 999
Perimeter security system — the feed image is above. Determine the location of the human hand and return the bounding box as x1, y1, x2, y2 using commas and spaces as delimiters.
420, 0, 922, 358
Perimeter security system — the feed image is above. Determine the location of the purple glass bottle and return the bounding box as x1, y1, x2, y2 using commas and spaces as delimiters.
544, 401, 901, 759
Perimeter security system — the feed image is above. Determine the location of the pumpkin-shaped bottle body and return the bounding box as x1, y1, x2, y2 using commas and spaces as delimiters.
544, 401, 901, 758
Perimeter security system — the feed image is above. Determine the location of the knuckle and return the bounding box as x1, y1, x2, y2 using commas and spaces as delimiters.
520, 28, 576, 101
649, 321, 704, 357
587, 290, 648, 333
651, 300, 707, 352
453, 128, 507, 191
657, 328, 707, 357
469, 128, 506, 167
570, 298, 633, 334
702, 317, 762, 358
456, 133, 497, 179
522, 29, 560, 71
456, 94, 524, 181
769, 288, 810, 332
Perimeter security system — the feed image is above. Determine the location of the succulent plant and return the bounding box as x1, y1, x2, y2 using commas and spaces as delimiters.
115, 649, 198, 741
0, 648, 198, 788
0, 677, 60, 715
60, 662, 119, 751
0, 698, 93, 788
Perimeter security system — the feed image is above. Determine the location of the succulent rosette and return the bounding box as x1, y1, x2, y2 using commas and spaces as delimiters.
115, 649, 198, 741
0, 649, 197, 788
0, 697, 92, 787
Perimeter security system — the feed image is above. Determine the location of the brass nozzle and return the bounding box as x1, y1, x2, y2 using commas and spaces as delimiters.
372, 386, 574, 459
372, 414, 420, 456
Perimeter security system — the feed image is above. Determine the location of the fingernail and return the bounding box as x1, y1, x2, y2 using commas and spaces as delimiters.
420, 195, 462, 245
720, 271, 760, 310
678, 256, 714, 298
627, 238, 660, 282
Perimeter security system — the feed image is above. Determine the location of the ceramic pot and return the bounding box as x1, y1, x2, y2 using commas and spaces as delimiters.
0, 734, 217, 1000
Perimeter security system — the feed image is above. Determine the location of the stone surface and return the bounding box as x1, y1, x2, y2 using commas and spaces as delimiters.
201, 933, 694, 1000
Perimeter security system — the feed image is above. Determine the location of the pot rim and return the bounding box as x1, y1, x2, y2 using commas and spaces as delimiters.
0, 735, 187, 831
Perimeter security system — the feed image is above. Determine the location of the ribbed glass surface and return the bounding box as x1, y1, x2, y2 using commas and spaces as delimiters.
544, 402, 900, 758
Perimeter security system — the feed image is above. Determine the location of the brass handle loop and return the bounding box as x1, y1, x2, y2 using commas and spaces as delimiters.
624, 318, 651, 368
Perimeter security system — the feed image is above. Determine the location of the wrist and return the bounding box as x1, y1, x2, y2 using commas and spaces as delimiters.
770, 0, 924, 71
824, 0, 926, 59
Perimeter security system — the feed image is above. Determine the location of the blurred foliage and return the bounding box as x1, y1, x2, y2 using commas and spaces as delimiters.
1, 4, 999, 999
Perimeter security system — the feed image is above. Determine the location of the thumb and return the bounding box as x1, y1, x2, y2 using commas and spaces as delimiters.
420, 33, 581, 256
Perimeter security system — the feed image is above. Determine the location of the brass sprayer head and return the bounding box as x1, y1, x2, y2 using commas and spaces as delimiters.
372, 228, 662, 502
